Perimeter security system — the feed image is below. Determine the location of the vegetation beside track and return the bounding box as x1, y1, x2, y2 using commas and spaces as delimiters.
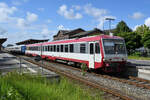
128, 56, 150, 60
0, 72, 103, 100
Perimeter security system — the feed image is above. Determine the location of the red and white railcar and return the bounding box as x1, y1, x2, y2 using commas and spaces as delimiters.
25, 35, 127, 72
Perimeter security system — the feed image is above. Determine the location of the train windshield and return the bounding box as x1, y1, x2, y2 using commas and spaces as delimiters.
103, 39, 126, 54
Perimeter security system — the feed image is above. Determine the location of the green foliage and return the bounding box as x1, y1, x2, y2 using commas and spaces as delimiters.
114, 20, 132, 35
0, 72, 102, 100
142, 31, 150, 49
81, 63, 88, 76
135, 24, 150, 36
117, 32, 142, 53
0, 75, 24, 100
128, 56, 150, 60
130, 51, 141, 57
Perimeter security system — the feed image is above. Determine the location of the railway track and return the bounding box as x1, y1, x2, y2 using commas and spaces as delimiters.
100, 75, 150, 90
19, 55, 137, 100
39, 57, 150, 91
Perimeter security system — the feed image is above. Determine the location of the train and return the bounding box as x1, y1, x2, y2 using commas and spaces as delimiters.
6, 45, 26, 55
6, 35, 128, 73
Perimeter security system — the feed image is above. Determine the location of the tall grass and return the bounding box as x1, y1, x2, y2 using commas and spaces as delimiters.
0, 72, 102, 100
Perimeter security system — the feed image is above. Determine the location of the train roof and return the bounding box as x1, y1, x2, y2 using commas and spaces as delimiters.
27, 35, 123, 46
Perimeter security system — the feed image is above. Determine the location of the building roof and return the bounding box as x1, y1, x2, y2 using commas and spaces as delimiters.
64, 28, 85, 35
53, 28, 85, 37
70, 28, 104, 38
53, 30, 70, 37
0, 38, 7, 45
16, 39, 49, 45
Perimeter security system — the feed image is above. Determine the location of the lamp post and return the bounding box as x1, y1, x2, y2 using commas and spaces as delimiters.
105, 18, 115, 36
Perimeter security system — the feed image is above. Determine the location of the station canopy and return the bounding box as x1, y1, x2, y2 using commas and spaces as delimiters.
16, 39, 49, 45
0, 38, 7, 45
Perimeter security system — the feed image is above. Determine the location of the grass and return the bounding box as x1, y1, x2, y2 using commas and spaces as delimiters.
128, 56, 150, 60
0, 72, 103, 100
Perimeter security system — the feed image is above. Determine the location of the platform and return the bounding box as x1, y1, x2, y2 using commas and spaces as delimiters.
127, 59, 150, 80
0, 52, 60, 82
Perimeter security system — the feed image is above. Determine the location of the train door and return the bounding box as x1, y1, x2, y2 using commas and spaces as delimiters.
89, 42, 95, 69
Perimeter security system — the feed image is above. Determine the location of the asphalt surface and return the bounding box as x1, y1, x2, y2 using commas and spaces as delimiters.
0, 52, 58, 77
127, 59, 150, 69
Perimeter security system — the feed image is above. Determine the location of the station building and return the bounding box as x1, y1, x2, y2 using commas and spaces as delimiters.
53, 28, 104, 41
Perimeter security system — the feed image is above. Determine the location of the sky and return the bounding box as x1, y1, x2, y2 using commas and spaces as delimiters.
0, 0, 150, 45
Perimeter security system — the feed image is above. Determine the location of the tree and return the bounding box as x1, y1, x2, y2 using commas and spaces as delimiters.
142, 31, 150, 49
115, 21, 132, 35
135, 24, 150, 37
117, 32, 142, 53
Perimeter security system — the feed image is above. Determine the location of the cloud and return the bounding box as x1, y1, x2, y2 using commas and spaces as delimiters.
41, 28, 50, 35
145, 17, 150, 27
26, 12, 38, 22
0, 2, 17, 23
40, 28, 56, 38
130, 12, 144, 19
16, 12, 38, 29
17, 18, 28, 29
58, 5, 82, 19
83, 4, 116, 29
57, 25, 70, 30
84, 4, 107, 18
0, 27, 7, 35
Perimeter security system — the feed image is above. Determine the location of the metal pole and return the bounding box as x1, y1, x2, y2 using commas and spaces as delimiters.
109, 20, 111, 33
105, 18, 115, 35
41, 45, 43, 75
103, 18, 104, 31
19, 57, 21, 73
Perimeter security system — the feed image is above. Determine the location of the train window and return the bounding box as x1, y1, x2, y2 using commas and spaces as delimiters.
46, 46, 48, 51
44, 46, 46, 51
50, 46, 52, 51
42, 47, 44, 51
54, 45, 56, 52
80, 44, 86, 53
51, 45, 53, 52
70, 44, 74, 53
65, 45, 68, 52
48, 46, 50, 51
95, 43, 100, 54
57, 45, 60, 52
61, 45, 63, 52
90, 43, 94, 54
45, 46, 47, 51
52, 45, 54, 52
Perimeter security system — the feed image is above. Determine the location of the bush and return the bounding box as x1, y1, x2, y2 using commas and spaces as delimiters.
0, 72, 102, 100
130, 51, 141, 57
81, 63, 88, 76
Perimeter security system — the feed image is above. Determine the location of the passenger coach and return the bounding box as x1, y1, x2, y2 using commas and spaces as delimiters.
26, 35, 127, 72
